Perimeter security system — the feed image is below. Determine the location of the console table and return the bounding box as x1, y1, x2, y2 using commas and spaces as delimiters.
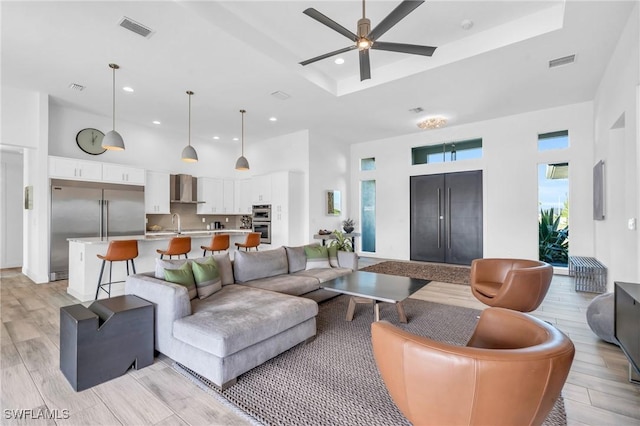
60, 295, 154, 391
614, 281, 640, 384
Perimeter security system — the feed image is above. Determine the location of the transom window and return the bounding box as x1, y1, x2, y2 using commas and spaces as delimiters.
412, 138, 482, 165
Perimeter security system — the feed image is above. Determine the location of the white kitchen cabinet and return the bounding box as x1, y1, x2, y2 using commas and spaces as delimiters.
234, 179, 253, 214
102, 164, 145, 185
49, 156, 102, 181
251, 174, 272, 204
197, 177, 223, 214
145, 171, 170, 214
270, 171, 305, 248
222, 179, 235, 214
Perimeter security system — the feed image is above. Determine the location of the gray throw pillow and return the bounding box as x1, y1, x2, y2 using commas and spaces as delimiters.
285, 246, 307, 273
155, 258, 189, 279
233, 247, 288, 283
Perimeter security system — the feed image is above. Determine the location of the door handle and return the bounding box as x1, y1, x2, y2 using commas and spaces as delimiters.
99, 200, 104, 240
447, 187, 452, 249
437, 188, 441, 248
105, 200, 109, 237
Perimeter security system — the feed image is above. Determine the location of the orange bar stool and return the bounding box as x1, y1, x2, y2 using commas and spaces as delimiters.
201, 234, 230, 256
95, 240, 138, 300
157, 236, 191, 259
235, 232, 261, 251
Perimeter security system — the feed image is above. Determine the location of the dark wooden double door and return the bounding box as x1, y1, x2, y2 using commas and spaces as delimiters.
410, 170, 483, 265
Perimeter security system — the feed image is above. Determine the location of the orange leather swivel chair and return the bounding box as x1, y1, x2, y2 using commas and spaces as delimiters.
156, 236, 191, 259
371, 307, 575, 426
235, 232, 261, 251
95, 240, 138, 300
470, 258, 553, 312
201, 234, 230, 256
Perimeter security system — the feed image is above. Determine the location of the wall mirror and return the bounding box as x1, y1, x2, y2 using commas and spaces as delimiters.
326, 190, 341, 216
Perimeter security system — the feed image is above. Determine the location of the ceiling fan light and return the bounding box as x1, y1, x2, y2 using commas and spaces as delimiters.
235, 155, 250, 171
102, 130, 125, 150
357, 37, 372, 50
181, 145, 198, 162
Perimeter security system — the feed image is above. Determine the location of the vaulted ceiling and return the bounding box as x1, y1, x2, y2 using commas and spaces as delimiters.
1, 1, 635, 146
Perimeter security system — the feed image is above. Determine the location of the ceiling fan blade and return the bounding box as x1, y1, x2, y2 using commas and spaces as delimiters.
368, 0, 425, 41
359, 49, 371, 81
371, 41, 436, 56
303, 8, 358, 42
299, 45, 357, 66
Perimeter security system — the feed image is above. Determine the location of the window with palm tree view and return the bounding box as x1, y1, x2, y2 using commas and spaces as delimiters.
538, 131, 569, 266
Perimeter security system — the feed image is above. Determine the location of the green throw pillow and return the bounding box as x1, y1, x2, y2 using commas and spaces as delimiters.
164, 262, 197, 300
191, 257, 222, 299
328, 245, 339, 268
304, 245, 331, 270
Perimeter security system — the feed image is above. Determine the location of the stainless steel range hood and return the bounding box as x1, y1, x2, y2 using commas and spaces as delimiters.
170, 174, 204, 203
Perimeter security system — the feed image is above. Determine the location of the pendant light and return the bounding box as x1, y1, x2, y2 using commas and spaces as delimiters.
181, 90, 198, 163
102, 63, 125, 151
235, 109, 249, 171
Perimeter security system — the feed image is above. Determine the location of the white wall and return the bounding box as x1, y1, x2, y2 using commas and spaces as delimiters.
350, 102, 595, 264
308, 132, 350, 241
48, 103, 238, 178
592, 5, 639, 290
0, 151, 24, 268
1, 87, 40, 149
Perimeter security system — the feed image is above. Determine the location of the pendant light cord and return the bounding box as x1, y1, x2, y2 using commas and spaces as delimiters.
240, 109, 246, 155
111, 66, 116, 131
188, 93, 191, 147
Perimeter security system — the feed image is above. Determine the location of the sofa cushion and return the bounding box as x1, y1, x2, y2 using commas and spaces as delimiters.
305, 245, 331, 270
233, 247, 288, 283
164, 262, 197, 300
285, 245, 307, 273
192, 257, 222, 299
328, 245, 339, 268
174, 284, 318, 357
294, 267, 352, 283
155, 254, 234, 285
239, 274, 321, 296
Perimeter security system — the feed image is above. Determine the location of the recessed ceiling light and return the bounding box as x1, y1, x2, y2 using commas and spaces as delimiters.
334, 57, 345, 65
152, 120, 161, 125
271, 91, 291, 100
122, 86, 134, 92
213, 136, 220, 140
232, 137, 239, 141
269, 117, 277, 122
461, 19, 474, 30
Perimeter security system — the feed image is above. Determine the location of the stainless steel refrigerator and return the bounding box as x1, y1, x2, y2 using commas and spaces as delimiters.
49, 179, 145, 281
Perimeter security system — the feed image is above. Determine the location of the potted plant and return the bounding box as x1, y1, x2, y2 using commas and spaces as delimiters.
329, 230, 353, 252
342, 218, 355, 234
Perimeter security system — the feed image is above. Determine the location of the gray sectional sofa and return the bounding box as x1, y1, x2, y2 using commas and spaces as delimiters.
125, 245, 357, 389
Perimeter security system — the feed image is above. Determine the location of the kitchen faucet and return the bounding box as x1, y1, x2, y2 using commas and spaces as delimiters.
171, 213, 181, 234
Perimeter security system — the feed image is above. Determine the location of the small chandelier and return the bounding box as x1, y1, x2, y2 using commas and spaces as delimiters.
235, 109, 249, 171
102, 63, 125, 150
181, 91, 198, 162
417, 117, 447, 130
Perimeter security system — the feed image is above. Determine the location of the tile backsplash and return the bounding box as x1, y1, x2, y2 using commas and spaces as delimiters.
146, 203, 250, 232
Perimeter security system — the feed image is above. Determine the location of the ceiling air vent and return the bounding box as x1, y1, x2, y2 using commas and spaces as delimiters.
271, 91, 291, 101
409, 107, 424, 114
68, 83, 85, 91
118, 17, 154, 38
549, 54, 576, 69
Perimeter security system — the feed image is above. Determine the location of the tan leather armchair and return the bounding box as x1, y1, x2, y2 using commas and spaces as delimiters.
371, 307, 575, 426
471, 258, 553, 312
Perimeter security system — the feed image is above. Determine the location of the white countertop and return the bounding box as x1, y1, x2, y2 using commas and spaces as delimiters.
68, 229, 252, 244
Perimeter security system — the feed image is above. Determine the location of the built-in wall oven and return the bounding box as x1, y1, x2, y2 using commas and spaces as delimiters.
252, 204, 271, 244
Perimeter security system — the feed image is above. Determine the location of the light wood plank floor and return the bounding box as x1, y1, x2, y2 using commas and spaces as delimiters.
2, 263, 639, 425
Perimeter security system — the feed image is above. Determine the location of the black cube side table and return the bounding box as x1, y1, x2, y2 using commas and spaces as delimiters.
60, 295, 154, 391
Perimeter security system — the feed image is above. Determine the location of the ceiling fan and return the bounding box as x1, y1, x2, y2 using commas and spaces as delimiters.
299, 0, 437, 81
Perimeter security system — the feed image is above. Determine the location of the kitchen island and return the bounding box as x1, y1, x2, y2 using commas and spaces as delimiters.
67, 229, 252, 302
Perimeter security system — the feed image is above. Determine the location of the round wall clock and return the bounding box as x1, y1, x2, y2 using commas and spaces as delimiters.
76, 128, 106, 155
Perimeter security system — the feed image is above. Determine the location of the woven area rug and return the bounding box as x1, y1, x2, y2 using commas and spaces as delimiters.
173, 295, 567, 426
360, 260, 471, 285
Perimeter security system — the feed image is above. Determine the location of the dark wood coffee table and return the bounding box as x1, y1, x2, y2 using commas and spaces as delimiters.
321, 271, 429, 323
